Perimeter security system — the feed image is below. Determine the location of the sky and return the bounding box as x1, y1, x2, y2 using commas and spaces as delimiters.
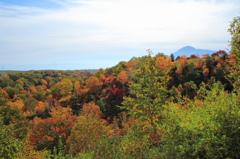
0, 0, 239, 70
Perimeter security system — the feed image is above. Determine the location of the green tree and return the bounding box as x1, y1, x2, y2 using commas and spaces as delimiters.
228, 14, 240, 92
0, 117, 21, 159
155, 52, 168, 59
170, 53, 175, 62
52, 78, 73, 97
121, 50, 170, 151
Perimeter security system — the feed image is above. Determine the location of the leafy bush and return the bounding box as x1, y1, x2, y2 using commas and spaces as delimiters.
0, 105, 29, 139
0, 117, 22, 159
66, 115, 111, 156
161, 82, 240, 158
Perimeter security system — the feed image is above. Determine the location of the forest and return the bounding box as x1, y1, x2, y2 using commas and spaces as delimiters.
0, 15, 240, 159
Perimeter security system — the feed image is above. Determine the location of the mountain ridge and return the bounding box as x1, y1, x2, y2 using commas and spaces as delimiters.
173, 46, 217, 58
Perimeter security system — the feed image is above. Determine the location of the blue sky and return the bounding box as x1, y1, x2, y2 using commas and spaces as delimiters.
0, 0, 239, 70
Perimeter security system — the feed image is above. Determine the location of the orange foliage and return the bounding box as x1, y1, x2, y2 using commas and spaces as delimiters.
99, 74, 111, 87
176, 55, 187, 75
23, 110, 31, 117
41, 79, 48, 85
28, 114, 76, 151
29, 86, 37, 93
34, 101, 46, 113
16, 79, 24, 85
117, 70, 129, 85
20, 90, 27, 94
126, 59, 136, 69
80, 101, 103, 120
85, 76, 102, 93
42, 85, 47, 89
202, 65, 209, 78
156, 56, 173, 70
0, 88, 9, 99
7, 100, 24, 110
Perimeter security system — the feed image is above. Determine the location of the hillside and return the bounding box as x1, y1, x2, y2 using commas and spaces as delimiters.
0, 47, 238, 158
0, 15, 239, 158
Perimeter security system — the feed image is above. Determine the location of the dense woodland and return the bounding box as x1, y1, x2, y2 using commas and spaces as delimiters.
0, 15, 240, 158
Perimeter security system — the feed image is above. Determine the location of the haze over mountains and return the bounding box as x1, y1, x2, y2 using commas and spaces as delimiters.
173, 46, 217, 59
0, 46, 226, 71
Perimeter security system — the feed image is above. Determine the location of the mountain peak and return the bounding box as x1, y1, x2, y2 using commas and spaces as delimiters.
173, 46, 216, 58
182, 46, 195, 49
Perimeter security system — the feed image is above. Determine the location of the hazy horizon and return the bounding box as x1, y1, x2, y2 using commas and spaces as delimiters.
1, 0, 239, 70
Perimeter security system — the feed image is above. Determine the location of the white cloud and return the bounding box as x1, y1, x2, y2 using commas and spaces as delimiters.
0, 0, 239, 69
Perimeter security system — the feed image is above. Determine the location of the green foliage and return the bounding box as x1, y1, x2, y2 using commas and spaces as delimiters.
17, 94, 27, 100
122, 51, 170, 121
93, 123, 160, 159
228, 14, 240, 92
0, 117, 22, 159
0, 77, 15, 88
52, 78, 73, 97
229, 15, 240, 64
121, 50, 170, 151
5, 87, 18, 99
24, 97, 38, 112
185, 62, 201, 84
32, 91, 45, 101
0, 106, 29, 139
66, 116, 110, 156
155, 52, 169, 59
161, 82, 240, 158
170, 53, 175, 62
0, 19, 240, 158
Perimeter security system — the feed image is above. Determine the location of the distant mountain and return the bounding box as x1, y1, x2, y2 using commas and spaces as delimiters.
173, 46, 217, 59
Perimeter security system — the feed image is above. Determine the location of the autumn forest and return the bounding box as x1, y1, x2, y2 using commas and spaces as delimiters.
1, 15, 240, 158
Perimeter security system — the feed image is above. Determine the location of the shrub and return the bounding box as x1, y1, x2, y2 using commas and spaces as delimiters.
66, 116, 111, 156
161, 82, 240, 158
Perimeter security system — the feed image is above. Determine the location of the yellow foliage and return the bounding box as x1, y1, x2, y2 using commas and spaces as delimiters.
126, 59, 136, 69
117, 70, 128, 85
66, 116, 111, 156
156, 56, 173, 69
16, 79, 24, 85
176, 55, 187, 75
86, 76, 101, 88
99, 74, 105, 80
50, 104, 72, 118
0, 88, 9, 98
28, 116, 42, 131
34, 101, 45, 113
7, 100, 24, 110
52, 78, 73, 97
22, 110, 31, 117
80, 101, 102, 120
202, 65, 209, 78
16, 143, 50, 159
59, 95, 71, 103
74, 80, 80, 97
41, 79, 48, 85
